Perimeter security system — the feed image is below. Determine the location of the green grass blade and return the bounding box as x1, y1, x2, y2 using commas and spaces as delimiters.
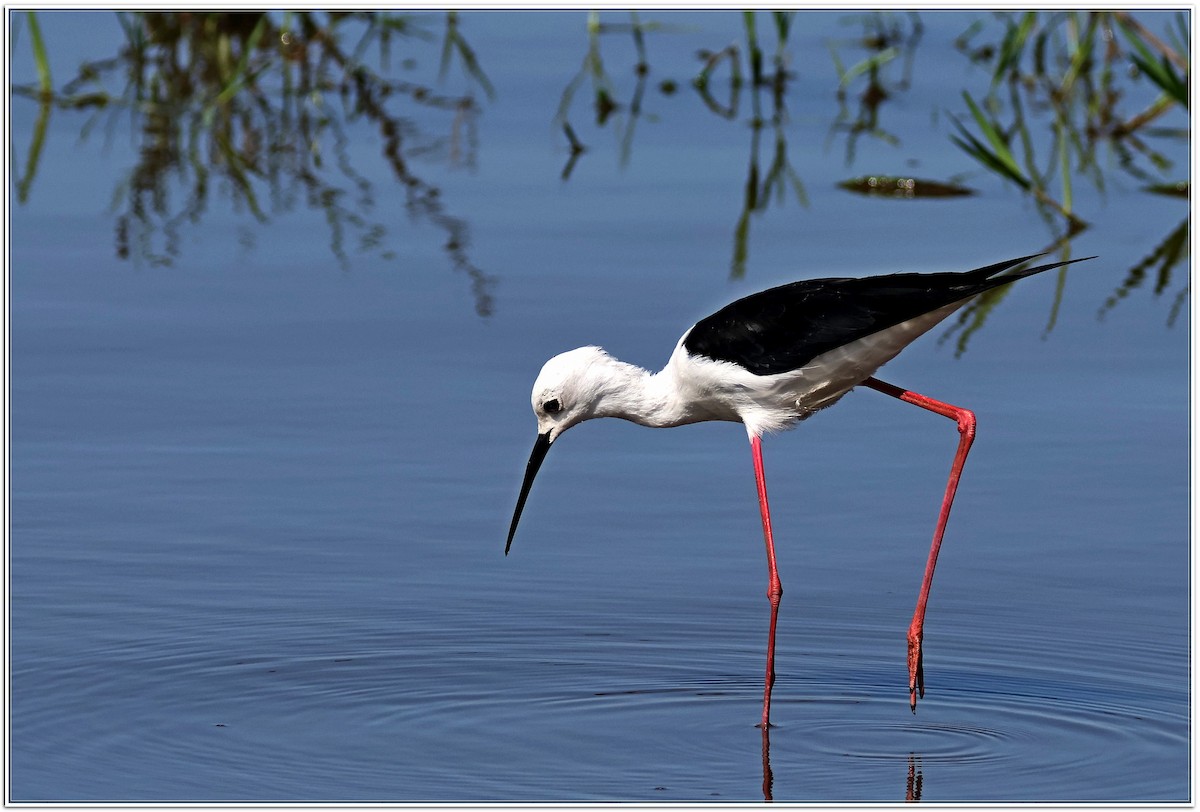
25, 11, 52, 96
950, 126, 1031, 190
993, 11, 1035, 83
1131, 53, 1188, 108
15, 99, 52, 203
951, 95, 1031, 189
836, 46, 899, 88
439, 11, 457, 79
213, 14, 268, 107
962, 92, 1021, 172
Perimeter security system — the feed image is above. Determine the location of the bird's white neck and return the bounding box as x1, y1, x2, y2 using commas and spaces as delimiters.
586, 354, 714, 429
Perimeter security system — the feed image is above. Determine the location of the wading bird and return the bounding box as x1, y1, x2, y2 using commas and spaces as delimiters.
506, 253, 1092, 728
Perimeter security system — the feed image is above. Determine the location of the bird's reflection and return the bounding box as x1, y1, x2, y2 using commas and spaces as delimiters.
756, 726, 926, 802
760, 724, 774, 801
906, 753, 923, 802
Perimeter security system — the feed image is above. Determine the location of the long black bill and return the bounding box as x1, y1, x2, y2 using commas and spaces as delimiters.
506, 431, 553, 555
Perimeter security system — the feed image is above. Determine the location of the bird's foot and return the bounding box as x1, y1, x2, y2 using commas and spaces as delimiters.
908, 629, 925, 713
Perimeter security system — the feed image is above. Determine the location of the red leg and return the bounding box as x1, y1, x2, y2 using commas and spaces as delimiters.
863, 376, 977, 712
750, 435, 783, 728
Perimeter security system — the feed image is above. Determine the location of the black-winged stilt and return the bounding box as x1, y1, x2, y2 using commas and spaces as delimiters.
506, 253, 1093, 728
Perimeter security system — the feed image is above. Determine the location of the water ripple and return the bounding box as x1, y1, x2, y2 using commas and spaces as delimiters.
11, 581, 1188, 801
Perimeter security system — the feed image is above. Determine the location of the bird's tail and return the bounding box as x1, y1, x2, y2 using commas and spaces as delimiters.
968, 253, 1097, 287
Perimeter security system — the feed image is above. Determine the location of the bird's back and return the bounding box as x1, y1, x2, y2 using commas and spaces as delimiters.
682, 255, 1082, 376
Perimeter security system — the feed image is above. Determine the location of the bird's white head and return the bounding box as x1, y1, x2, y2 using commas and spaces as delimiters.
529, 345, 614, 443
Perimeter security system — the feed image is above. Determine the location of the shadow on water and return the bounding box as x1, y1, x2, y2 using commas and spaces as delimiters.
11, 10, 1190, 334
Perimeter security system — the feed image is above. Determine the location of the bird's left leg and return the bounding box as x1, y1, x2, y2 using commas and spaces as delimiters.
750, 434, 782, 728
862, 376, 977, 712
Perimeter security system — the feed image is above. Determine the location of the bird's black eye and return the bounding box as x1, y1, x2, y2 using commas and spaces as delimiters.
543, 398, 561, 414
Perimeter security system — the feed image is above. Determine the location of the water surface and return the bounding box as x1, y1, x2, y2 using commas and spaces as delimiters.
8, 9, 1190, 802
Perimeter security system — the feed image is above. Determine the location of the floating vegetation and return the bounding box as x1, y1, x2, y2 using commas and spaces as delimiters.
838, 176, 975, 199
1144, 181, 1190, 198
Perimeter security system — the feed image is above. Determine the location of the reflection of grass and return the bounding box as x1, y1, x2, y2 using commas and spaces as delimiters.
728, 12, 805, 279
938, 253, 1078, 356
948, 90, 1086, 233
12, 11, 496, 316
25, 11, 52, 97
826, 11, 922, 164
951, 11, 1188, 235
949, 11, 1189, 326
1114, 12, 1188, 107
14, 11, 1189, 328
554, 11, 676, 174
13, 96, 51, 205
12, 12, 53, 204
439, 11, 495, 100
1098, 217, 1190, 326
551, 9, 1188, 332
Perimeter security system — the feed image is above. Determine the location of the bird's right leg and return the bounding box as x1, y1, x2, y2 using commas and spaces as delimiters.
862, 376, 976, 712
750, 435, 783, 728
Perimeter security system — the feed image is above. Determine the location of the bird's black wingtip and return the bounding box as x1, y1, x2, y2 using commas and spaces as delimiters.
973, 252, 1097, 283
1015, 253, 1097, 278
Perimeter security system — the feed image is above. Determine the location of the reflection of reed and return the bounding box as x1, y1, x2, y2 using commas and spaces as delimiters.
551, 10, 1187, 330
706, 13, 806, 280
938, 251, 1077, 357
555, 11, 667, 177
14, 12, 1189, 324
827, 11, 924, 166
12, 11, 497, 316
1099, 217, 1190, 326
951, 11, 1189, 239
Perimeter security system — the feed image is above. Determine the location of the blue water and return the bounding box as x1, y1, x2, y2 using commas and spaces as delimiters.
8, 10, 1190, 802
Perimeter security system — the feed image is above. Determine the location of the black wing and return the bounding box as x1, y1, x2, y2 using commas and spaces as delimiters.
683, 254, 1093, 375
